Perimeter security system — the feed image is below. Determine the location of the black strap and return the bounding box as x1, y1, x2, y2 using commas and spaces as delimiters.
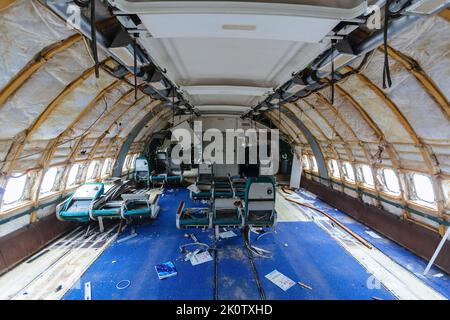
331, 39, 336, 104
90, 0, 99, 78
383, 1, 392, 89
133, 37, 138, 100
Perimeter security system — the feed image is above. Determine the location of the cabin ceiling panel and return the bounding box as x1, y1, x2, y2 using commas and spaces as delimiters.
0, 41, 93, 139
0, 0, 75, 91
30, 70, 116, 141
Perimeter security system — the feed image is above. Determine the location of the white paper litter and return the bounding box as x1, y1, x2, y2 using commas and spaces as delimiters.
190, 251, 213, 266
187, 184, 200, 193
265, 270, 296, 291
219, 230, 237, 239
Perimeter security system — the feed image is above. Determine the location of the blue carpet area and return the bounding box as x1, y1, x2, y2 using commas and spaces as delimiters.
294, 189, 450, 299
216, 233, 261, 300
63, 187, 446, 300
250, 223, 393, 300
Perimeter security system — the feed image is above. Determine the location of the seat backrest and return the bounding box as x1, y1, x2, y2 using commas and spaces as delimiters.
244, 177, 275, 215
73, 183, 104, 200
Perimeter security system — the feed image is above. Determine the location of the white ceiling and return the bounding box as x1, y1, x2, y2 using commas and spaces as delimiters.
118, 1, 367, 113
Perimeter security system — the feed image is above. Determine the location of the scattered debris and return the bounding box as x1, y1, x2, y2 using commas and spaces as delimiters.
433, 273, 444, 278
219, 230, 237, 239
84, 282, 92, 300
26, 249, 50, 263
55, 285, 63, 292
190, 251, 213, 266
265, 270, 296, 291
116, 279, 131, 290
284, 196, 373, 249
155, 262, 178, 280
189, 233, 199, 243
283, 243, 288, 247
187, 184, 200, 193
117, 232, 137, 243
297, 281, 312, 290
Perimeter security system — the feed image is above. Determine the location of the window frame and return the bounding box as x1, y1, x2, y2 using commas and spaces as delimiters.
39, 167, 58, 195
328, 159, 341, 179
342, 161, 355, 183
311, 156, 318, 172
302, 155, 311, 171
409, 173, 436, 206
122, 155, 131, 173
1, 173, 28, 207
66, 164, 81, 188
378, 168, 401, 196
101, 158, 112, 177
86, 161, 99, 181
358, 164, 375, 188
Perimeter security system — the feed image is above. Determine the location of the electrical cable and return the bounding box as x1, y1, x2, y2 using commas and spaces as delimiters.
382, 1, 393, 89
330, 39, 336, 104
90, 0, 99, 78
133, 36, 138, 100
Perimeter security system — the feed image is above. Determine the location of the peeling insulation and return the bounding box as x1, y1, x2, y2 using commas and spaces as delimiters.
0, 1, 448, 239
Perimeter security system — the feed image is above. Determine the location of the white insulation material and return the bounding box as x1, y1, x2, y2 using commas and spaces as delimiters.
0, 0, 75, 91
30, 70, 115, 140
0, 41, 93, 139
0, 0, 448, 235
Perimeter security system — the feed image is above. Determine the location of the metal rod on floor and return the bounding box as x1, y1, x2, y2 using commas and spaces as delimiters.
423, 226, 450, 275
282, 192, 373, 250
213, 236, 218, 300
242, 227, 266, 300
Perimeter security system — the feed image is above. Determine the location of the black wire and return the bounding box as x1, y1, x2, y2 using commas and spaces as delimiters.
331, 39, 336, 105
133, 36, 138, 100
90, 0, 99, 78
242, 227, 266, 300
278, 101, 281, 124
213, 237, 218, 300
74, 0, 90, 7
172, 89, 175, 126
383, 1, 392, 89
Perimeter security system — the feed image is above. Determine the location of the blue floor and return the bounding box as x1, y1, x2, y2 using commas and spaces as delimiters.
294, 189, 450, 299
63, 187, 447, 300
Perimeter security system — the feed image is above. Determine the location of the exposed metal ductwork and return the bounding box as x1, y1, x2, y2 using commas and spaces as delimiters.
44, 0, 198, 115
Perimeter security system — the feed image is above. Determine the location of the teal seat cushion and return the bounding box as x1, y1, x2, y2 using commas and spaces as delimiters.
123, 208, 152, 216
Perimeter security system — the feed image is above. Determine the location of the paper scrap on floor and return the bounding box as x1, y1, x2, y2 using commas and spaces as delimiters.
187, 184, 200, 193
190, 251, 213, 266
219, 230, 237, 239
265, 270, 296, 291
155, 261, 178, 279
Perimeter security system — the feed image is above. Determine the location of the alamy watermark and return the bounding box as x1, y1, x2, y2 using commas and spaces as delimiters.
170, 121, 280, 175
